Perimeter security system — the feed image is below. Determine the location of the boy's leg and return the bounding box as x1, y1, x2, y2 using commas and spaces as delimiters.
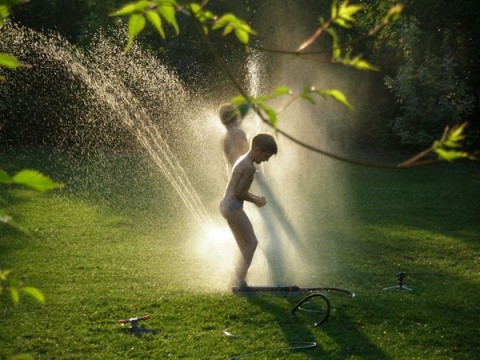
227, 209, 258, 286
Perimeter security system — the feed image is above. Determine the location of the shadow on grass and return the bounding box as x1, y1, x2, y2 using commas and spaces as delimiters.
332, 235, 479, 358
237, 293, 391, 359
346, 161, 480, 248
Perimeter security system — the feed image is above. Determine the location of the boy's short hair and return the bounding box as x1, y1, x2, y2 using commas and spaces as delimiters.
252, 133, 278, 155
218, 103, 239, 125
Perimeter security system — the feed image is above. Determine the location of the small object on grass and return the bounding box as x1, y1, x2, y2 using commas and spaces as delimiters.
383, 271, 413, 291
118, 315, 158, 334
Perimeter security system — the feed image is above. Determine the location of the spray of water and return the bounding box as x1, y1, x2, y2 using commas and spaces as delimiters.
1, 18, 360, 290
2, 24, 212, 229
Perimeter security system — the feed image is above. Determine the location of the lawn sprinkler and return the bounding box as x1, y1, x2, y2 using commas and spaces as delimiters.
118, 315, 158, 334
383, 271, 412, 291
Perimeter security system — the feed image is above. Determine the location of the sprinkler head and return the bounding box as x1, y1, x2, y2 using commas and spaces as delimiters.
118, 315, 158, 334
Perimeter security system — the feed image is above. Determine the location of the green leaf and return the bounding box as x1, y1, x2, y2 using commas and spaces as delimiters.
443, 138, 463, 149
443, 123, 467, 148
10, 287, 19, 304
450, 123, 466, 139
125, 13, 146, 52
237, 103, 251, 118
264, 107, 277, 129
0, 269, 13, 281
316, 89, 354, 110
213, 13, 256, 44
300, 86, 316, 104
109, 3, 137, 17
0, 53, 21, 69
212, 13, 235, 30
0, 170, 12, 184
158, 3, 179, 35
326, 28, 341, 60
434, 148, 469, 162
129, 13, 146, 37
12, 170, 64, 192
334, 17, 349, 28
355, 60, 379, 71
344, 55, 380, 71
134, 1, 151, 11
301, 93, 315, 104
235, 29, 249, 44
248, 94, 263, 102
146, 10, 165, 39
222, 25, 233, 36
0, 209, 30, 234
22, 286, 45, 304
189, 3, 214, 25
334, 1, 364, 28
258, 104, 277, 128
338, 1, 363, 19
188, 2, 200, 13
0, 5, 10, 25
273, 87, 291, 96
383, 3, 404, 24
230, 96, 247, 104
331, 1, 338, 19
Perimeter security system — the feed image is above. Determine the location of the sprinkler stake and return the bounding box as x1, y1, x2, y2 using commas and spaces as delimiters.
383, 271, 412, 291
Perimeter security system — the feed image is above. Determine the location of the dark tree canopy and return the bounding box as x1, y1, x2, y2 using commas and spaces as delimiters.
3, 0, 479, 150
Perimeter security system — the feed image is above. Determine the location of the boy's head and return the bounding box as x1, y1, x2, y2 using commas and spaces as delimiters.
252, 133, 278, 156
218, 103, 239, 125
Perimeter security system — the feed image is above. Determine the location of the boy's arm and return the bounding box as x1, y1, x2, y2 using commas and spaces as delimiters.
235, 166, 266, 207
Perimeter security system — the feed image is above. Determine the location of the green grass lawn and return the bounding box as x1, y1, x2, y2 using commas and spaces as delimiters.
1, 147, 479, 359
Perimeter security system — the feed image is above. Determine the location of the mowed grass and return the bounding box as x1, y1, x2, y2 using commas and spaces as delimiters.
1, 147, 479, 359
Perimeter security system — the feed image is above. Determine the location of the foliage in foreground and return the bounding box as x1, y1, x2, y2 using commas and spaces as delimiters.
0, 168, 62, 307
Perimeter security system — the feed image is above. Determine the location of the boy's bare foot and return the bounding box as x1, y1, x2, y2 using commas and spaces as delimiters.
231, 281, 249, 294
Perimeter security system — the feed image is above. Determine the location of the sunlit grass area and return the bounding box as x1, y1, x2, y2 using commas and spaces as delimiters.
1, 148, 479, 359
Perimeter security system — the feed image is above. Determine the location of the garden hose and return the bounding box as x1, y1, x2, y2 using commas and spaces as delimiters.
225, 287, 354, 358
224, 330, 317, 359
291, 292, 331, 326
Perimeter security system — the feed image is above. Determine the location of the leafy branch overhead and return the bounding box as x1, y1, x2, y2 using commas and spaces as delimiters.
296, 0, 365, 53
110, 1, 256, 52
295, 1, 403, 71
110, 1, 361, 116
230, 86, 354, 129
397, 122, 474, 167
111, 1, 475, 168
433, 123, 474, 162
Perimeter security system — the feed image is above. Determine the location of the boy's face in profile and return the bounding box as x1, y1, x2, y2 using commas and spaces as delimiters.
253, 150, 275, 164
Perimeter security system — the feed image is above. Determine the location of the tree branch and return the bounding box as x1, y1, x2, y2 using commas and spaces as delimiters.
186, 4, 450, 170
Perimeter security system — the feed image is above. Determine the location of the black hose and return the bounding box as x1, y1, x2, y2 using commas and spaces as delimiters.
291, 292, 331, 326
